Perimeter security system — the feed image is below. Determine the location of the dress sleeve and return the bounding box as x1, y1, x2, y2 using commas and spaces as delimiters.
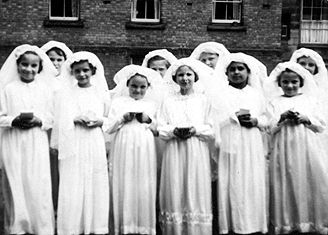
194, 99, 215, 142
0, 88, 15, 127
157, 101, 176, 140
106, 99, 125, 134
306, 98, 326, 133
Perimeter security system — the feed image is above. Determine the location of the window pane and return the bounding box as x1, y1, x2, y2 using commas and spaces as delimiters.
323, 6, 328, 20
146, 0, 155, 19
214, 3, 227, 20
303, 7, 312, 20
303, 0, 312, 7
312, 0, 320, 8
51, 0, 64, 17
313, 7, 321, 20
136, 0, 146, 18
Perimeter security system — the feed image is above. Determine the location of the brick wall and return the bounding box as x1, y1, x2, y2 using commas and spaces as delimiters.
0, 0, 283, 85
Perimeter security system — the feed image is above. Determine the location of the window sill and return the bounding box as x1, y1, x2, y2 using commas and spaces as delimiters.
207, 23, 246, 32
43, 18, 84, 28
299, 43, 328, 48
125, 21, 166, 30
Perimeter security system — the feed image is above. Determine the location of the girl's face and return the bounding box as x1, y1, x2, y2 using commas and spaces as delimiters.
175, 65, 195, 90
72, 61, 92, 88
17, 53, 41, 83
297, 56, 317, 75
149, 59, 168, 78
227, 62, 249, 86
128, 74, 149, 100
47, 50, 65, 73
279, 71, 301, 97
199, 52, 219, 69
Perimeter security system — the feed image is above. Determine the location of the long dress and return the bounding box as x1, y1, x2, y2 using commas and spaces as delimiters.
56, 85, 109, 235
217, 85, 268, 234
107, 96, 157, 235
268, 94, 328, 234
0, 79, 55, 235
157, 91, 214, 235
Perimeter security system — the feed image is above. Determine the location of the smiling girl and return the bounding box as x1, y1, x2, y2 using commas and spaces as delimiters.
267, 61, 328, 234
107, 65, 161, 235
52, 51, 110, 235
0, 44, 57, 235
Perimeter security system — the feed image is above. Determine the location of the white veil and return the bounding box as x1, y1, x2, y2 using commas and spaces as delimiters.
0, 44, 57, 90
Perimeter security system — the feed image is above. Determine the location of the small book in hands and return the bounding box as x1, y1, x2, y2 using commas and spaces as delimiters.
19, 112, 34, 120
176, 127, 192, 139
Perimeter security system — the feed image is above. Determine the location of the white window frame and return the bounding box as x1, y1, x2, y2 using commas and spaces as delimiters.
131, 0, 160, 23
300, 0, 328, 44
212, 0, 242, 23
49, 0, 79, 21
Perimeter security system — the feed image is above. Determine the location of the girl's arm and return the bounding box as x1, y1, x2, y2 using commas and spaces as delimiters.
193, 100, 215, 142
0, 89, 16, 127
157, 102, 177, 140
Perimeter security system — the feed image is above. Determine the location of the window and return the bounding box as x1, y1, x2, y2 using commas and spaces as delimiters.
212, 0, 242, 23
301, 0, 328, 43
131, 0, 160, 22
49, 0, 79, 21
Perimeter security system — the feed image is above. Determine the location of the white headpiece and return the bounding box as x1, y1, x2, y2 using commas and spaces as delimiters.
163, 57, 224, 99
41, 40, 73, 59
110, 64, 165, 103
290, 48, 328, 90
141, 49, 178, 68
189, 41, 230, 69
0, 44, 57, 90
59, 51, 108, 92
264, 61, 318, 99
216, 52, 264, 91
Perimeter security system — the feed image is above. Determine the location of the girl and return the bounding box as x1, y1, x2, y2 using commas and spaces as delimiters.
157, 58, 215, 235
41, 40, 73, 77
189, 41, 230, 70
267, 61, 328, 234
41, 40, 73, 214
214, 53, 268, 234
53, 51, 110, 235
0, 44, 57, 235
107, 65, 160, 235
142, 49, 177, 78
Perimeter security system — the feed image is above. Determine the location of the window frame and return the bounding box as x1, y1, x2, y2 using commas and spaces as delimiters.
300, 0, 328, 44
212, 0, 242, 24
49, 0, 80, 21
131, 0, 160, 23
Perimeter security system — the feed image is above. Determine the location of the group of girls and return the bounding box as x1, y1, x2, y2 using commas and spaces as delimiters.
0, 40, 327, 235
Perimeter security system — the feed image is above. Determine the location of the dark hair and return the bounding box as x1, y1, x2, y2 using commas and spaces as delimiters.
172, 65, 199, 83
226, 61, 251, 75
147, 55, 170, 69
46, 47, 67, 60
16, 51, 43, 73
126, 73, 150, 87
297, 55, 319, 75
277, 68, 304, 87
70, 60, 97, 75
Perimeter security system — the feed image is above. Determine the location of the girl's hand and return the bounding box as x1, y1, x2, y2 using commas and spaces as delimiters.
135, 112, 152, 124
74, 115, 88, 126
295, 113, 311, 125
86, 119, 103, 128
123, 112, 134, 123
238, 114, 258, 128
12, 115, 42, 129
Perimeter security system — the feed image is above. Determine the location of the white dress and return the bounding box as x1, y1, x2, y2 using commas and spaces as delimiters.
157, 92, 214, 235
56, 85, 109, 235
217, 85, 268, 234
107, 96, 157, 235
268, 94, 328, 234
0, 79, 54, 235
